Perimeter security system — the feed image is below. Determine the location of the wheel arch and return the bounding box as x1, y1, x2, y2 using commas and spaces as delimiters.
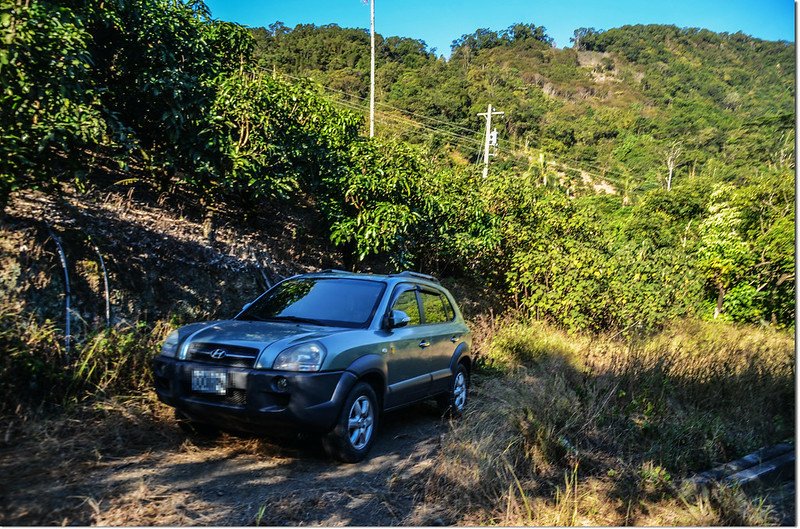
358, 372, 386, 407
449, 342, 472, 373
345, 353, 388, 407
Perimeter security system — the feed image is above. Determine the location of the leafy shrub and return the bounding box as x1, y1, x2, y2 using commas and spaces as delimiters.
327, 139, 432, 265
0, 0, 107, 208
722, 283, 763, 323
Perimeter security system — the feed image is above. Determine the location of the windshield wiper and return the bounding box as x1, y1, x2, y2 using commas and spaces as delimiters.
239, 314, 267, 322
264, 315, 323, 325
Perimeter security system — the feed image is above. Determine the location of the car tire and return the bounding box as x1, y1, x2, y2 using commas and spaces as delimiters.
322, 382, 379, 463
437, 363, 469, 417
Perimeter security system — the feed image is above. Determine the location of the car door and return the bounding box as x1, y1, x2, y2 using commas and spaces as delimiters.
418, 289, 459, 395
384, 284, 432, 407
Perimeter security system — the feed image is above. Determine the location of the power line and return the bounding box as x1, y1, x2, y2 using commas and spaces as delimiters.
276, 70, 630, 185
333, 97, 465, 142
494, 133, 631, 182
278, 71, 482, 137
328, 96, 485, 153
325, 92, 485, 149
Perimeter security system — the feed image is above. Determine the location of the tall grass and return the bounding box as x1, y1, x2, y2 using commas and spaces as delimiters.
0, 301, 173, 414
430, 316, 794, 525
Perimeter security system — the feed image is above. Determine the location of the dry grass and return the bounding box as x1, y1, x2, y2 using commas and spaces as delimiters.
0, 290, 792, 526
1, 395, 176, 476
0, 394, 176, 525
0, 391, 296, 525
92, 481, 219, 526
0, 299, 174, 413
427, 316, 793, 525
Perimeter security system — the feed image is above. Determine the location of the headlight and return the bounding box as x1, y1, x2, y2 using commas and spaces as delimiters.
273, 342, 326, 372
161, 330, 180, 357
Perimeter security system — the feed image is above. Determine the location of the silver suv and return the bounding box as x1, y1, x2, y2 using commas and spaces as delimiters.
152, 270, 472, 462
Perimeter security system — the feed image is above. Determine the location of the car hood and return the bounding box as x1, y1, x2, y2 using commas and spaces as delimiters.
179, 319, 350, 368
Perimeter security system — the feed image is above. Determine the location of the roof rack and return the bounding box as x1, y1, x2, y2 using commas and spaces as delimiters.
317, 269, 352, 274
392, 271, 440, 283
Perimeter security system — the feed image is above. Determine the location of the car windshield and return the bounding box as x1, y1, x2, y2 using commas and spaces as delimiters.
237, 277, 386, 328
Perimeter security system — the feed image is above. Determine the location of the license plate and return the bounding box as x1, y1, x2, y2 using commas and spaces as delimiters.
191, 370, 227, 394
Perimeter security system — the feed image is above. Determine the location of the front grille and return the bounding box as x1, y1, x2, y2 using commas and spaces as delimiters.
187, 342, 260, 368
226, 389, 247, 406
186, 386, 247, 407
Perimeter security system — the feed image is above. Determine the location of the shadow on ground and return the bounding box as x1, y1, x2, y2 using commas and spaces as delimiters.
0, 397, 449, 526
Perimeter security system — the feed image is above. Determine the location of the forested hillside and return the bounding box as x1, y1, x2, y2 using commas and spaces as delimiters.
2, 3, 793, 332
1, 1, 795, 525
252, 22, 794, 179
256, 21, 795, 328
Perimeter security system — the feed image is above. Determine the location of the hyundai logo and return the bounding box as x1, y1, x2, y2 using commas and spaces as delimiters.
209, 349, 227, 359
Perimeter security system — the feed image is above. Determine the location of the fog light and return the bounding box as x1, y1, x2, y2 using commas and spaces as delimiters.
275, 376, 288, 391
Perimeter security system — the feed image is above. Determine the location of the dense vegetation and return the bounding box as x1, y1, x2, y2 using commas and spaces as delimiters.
243, 20, 799, 331
3, 0, 793, 331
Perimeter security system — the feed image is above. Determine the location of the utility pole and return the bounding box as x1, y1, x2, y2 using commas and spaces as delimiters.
477, 104, 503, 178
369, 0, 376, 137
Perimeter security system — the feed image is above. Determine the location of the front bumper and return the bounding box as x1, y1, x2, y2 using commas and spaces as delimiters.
152, 356, 356, 434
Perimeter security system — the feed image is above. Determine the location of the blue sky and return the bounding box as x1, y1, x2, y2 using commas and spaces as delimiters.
205, 0, 794, 56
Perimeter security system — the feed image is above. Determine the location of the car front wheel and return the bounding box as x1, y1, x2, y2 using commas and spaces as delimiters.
322, 381, 379, 463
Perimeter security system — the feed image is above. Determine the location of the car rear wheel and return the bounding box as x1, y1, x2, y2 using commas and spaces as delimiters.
437, 363, 469, 417
322, 382, 379, 463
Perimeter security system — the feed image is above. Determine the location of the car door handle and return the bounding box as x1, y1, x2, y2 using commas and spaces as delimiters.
450, 335, 459, 343
418, 340, 430, 348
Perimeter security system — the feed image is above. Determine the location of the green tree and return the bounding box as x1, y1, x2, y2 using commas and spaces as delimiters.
0, 0, 106, 209
696, 187, 755, 319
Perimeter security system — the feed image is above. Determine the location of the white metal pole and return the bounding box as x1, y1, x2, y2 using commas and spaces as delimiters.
369, 0, 376, 137
482, 104, 492, 178
477, 104, 503, 178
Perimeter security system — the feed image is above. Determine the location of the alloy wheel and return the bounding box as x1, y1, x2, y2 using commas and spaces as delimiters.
453, 371, 467, 411
347, 395, 374, 450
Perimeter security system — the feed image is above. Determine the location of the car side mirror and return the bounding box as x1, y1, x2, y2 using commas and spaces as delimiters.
387, 310, 411, 329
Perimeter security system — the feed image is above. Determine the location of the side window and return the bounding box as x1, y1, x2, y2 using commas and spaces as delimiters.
441, 294, 455, 321
420, 291, 448, 324
392, 289, 420, 325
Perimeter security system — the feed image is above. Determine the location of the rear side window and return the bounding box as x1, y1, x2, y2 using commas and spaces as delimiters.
442, 295, 455, 321
392, 290, 421, 325
421, 291, 451, 324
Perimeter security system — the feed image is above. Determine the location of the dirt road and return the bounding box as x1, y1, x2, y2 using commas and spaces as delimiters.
1, 399, 452, 526
3, 387, 792, 527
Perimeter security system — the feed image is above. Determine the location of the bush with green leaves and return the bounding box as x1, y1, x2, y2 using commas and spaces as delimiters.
1, 1, 793, 332
0, 0, 107, 208
327, 139, 433, 266
201, 72, 361, 205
